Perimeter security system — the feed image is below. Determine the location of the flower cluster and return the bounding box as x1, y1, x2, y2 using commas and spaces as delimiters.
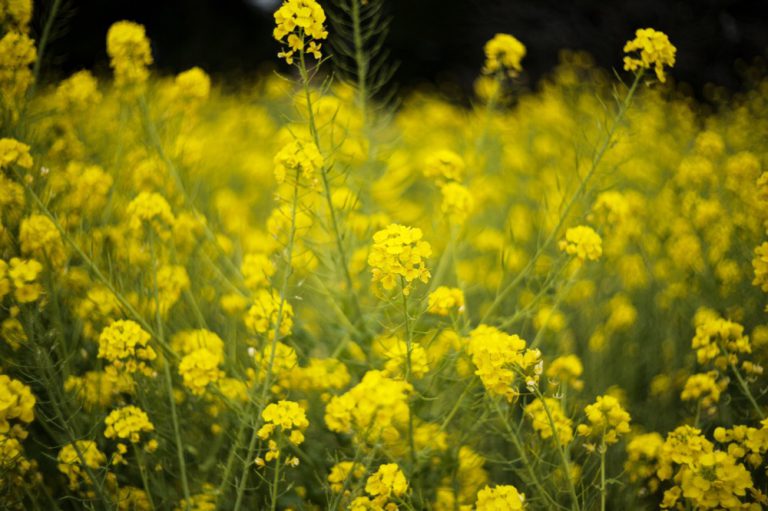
623, 28, 676, 82
97, 320, 157, 378
0, 138, 33, 171
325, 370, 412, 446
350, 463, 409, 510
328, 461, 366, 494
273, 139, 323, 185
475, 484, 526, 510
576, 395, 631, 445
106, 21, 153, 91
691, 317, 751, 370
368, 224, 432, 295
1, 258, 43, 303
524, 397, 574, 446
0, 375, 35, 439
559, 225, 603, 262
467, 325, 542, 402
126, 192, 176, 240
179, 348, 224, 396
440, 182, 474, 226
273, 0, 328, 64
427, 286, 465, 316
104, 405, 158, 457
545, 355, 584, 391
483, 33, 526, 77
256, 400, 308, 467
244, 288, 294, 339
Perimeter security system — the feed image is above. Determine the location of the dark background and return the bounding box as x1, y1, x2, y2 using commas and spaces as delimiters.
32, 0, 768, 98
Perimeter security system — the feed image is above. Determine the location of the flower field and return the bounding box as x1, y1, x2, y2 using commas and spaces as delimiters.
1, 1, 768, 509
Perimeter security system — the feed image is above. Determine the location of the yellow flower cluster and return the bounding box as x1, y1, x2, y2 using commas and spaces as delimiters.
427, 286, 465, 316
171, 67, 211, 106
576, 394, 631, 445
374, 335, 430, 379
0, 137, 33, 170
0, 374, 35, 439
624, 432, 664, 491
64, 370, 134, 410
179, 348, 224, 396
368, 224, 432, 295
524, 397, 574, 446
106, 21, 153, 91
104, 405, 155, 445
328, 460, 365, 493
545, 355, 584, 391
475, 484, 526, 510
483, 33, 526, 77
19, 214, 66, 267
691, 317, 751, 370
350, 463, 408, 510
0, 0, 32, 32
753, 242, 768, 291
256, 400, 308, 466
0, 258, 43, 303
252, 341, 298, 390
97, 320, 157, 378
559, 225, 603, 262
714, 421, 768, 468
0, 31, 36, 114
623, 28, 677, 82
467, 325, 542, 402
273, 0, 328, 64
658, 427, 755, 510
241, 252, 275, 291
126, 192, 176, 240
325, 370, 412, 445
273, 139, 323, 184
680, 371, 728, 413
56, 440, 107, 492
54, 70, 101, 111
244, 288, 294, 339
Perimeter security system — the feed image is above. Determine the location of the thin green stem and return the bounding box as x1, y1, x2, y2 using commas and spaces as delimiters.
30, 0, 64, 94
400, 281, 416, 466
270, 457, 281, 511
133, 444, 156, 511
150, 234, 191, 505
599, 437, 607, 511
726, 353, 765, 419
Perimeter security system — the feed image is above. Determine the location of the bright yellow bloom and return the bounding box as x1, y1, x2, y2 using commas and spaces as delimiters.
55, 70, 101, 111
0, 374, 35, 437
752, 242, 768, 292
467, 325, 542, 402
483, 33, 526, 77
273, 139, 323, 184
365, 463, 408, 499
244, 288, 294, 339
624, 432, 663, 487
0, 32, 36, 113
107, 21, 153, 91
368, 224, 431, 295
179, 348, 224, 396
0, 0, 33, 32
546, 354, 584, 391
241, 252, 275, 291
19, 214, 66, 267
475, 484, 526, 510
273, 0, 328, 64
126, 192, 176, 240
427, 286, 465, 316
57, 440, 106, 491
559, 225, 602, 262
623, 28, 676, 82
692, 317, 750, 370
97, 320, 157, 377
524, 397, 574, 445
576, 394, 631, 445
7, 257, 42, 303
423, 150, 465, 183
0, 138, 32, 170
680, 371, 727, 412
172, 67, 211, 105
328, 461, 365, 493
104, 405, 154, 443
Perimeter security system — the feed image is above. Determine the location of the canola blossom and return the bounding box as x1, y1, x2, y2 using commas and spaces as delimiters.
0, 4, 767, 510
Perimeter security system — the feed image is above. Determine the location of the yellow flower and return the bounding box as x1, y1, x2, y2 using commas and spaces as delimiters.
559, 225, 602, 262
0, 0, 33, 32
752, 242, 768, 292
97, 320, 157, 377
273, 139, 323, 184
423, 150, 465, 183
365, 463, 408, 499
483, 33, 526, 77
273, 0, 328, 64
623, 28, 676, 82
0, 374, 36, 437
19, 214, 66, 267
104, 405, 154, 443
57, 441, 106, 491
546, 355, 584, 391
55, 70, 102, 111
576, 394, 631, 445
106, 21, 153, 91
0, 32, 36, 112
179, 348, 224, 396
241, 252, 275, 291
0, 138, 33, 170
328, 461, 365, 493
368, 224, 431, 295
475, 484, 526, 510
427, 286, 465, 316
244, 288, 294, 339
171, 67, 211, 105
7, 257, 43, 303
524, 397, 573, 445
126, 192, 176, 240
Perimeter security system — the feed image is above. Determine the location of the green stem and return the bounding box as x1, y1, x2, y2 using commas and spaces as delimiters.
30, 0, 64, 94
150, 234, 191, 505
400, 281, 416, 466
599, 437, 607, 511
270, 456, 281, 511
481, 71, 644, 323
133, 444, 156, 511
727, 353, 765, 419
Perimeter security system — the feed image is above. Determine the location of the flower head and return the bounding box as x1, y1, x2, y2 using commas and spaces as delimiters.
368, 224, 431, 295
623, 28, 676, 82
273, 0, 328, 64
483, 33, 526, 77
